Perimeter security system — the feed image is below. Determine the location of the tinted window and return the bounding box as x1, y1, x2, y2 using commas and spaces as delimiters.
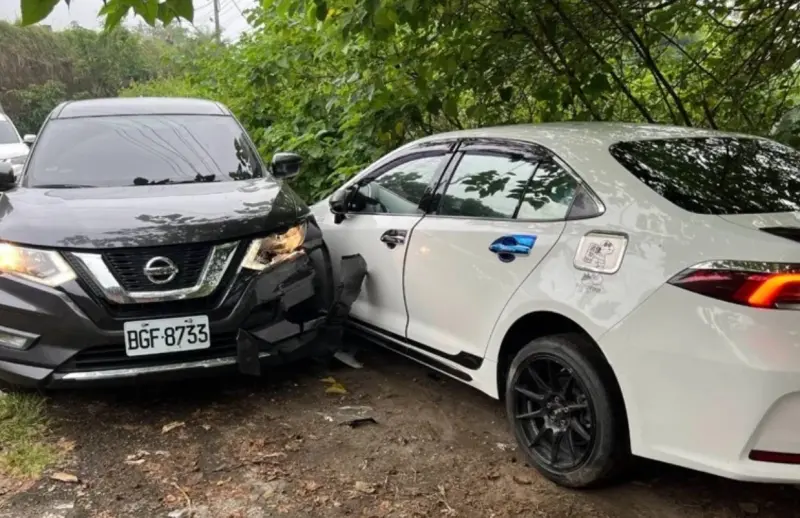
440, 153, 538, 219
610, 137, 800, 215
24, 115, 265, 188
349, 154, 442, 215
517, 161, 578, 220
0, 119, 19, 145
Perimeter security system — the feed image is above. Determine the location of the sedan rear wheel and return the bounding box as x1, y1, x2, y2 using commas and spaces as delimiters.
505, 333, 629, 488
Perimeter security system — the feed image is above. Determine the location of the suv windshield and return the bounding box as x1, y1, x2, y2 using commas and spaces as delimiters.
610, 137, 800, 215
24, 114, 265, 188
0, 118, 19, 144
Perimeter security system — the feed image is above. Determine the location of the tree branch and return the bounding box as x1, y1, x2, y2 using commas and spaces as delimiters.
529, 11, 604, 120
591, 0, 693, 125
546, 0, 655, 122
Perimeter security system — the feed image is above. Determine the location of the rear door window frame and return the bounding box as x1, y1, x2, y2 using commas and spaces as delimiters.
428, 137, 604, 222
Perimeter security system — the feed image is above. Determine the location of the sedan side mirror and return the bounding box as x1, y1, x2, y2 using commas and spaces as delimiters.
271, 152, 302, 179
0, 163, 16, 191
329, 187, 353, 225
22, 134, 35, 147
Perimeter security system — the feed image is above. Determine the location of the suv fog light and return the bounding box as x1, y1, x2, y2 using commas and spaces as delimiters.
0, 325, 37, 350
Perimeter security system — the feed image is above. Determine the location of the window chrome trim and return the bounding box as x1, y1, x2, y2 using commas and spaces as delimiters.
68, 242, 239, 304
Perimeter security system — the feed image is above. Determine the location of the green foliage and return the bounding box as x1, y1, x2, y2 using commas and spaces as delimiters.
19, 0, 195, 29
7, 80, 67, 135
123, 0, 800, 201
772, 108, 800, 149
17, 0, 800, 203
0, 21, 199, 134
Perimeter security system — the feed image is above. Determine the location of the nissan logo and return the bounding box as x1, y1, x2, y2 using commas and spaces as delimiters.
143, 256, 179, 285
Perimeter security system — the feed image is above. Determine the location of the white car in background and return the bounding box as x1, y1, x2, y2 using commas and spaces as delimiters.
0, 113, 33, 177
313, 123, 800, 488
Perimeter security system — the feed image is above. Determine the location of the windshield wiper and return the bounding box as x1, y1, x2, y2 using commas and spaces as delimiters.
34, 184, 96, 189
133, 174, 217, 186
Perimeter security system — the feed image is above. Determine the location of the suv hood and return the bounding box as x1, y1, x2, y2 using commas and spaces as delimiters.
0, 179, 308, 249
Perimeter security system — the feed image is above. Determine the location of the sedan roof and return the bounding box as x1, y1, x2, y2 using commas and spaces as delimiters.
415, 122, 757, 155
52, 97, 229, 119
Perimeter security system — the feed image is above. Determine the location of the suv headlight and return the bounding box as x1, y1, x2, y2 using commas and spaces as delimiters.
2, 155, 27, 166
242, 222, 307, 271
0, 243, 76, 287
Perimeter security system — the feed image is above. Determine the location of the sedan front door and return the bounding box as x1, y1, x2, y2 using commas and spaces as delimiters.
319, 148, 452, 337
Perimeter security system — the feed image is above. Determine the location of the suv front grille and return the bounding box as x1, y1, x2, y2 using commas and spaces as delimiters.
103, 243, 212, 291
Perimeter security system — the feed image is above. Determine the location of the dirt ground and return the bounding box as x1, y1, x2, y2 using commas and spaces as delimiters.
1, 343, 799, 518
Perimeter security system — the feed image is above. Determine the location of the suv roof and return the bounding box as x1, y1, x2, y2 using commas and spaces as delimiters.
52, 97, 229, 119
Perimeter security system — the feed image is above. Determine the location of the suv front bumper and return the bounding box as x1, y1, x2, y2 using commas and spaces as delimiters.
0, 249, 334, 388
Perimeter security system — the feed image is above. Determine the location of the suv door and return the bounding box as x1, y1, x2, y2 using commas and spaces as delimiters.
403, 139, 582, 363
320, 148, 452, 336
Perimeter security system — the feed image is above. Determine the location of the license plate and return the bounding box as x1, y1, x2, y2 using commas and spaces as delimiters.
123, 315, 210, 357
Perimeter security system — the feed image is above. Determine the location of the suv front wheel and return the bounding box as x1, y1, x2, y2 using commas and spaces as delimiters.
504, 333, 630, 488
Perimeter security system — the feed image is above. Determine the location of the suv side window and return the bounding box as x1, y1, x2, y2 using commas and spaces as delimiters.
348, 154, 443, 215
517, 160, 579, 220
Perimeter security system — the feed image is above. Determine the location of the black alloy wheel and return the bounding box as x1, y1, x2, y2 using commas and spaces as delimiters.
512, 355, 595, 471
505, 333, 630, 488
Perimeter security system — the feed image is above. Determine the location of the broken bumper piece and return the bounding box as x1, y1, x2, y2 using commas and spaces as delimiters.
236, 253, 367, 376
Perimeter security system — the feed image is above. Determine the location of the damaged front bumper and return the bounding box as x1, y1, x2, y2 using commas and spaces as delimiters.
0, 248, 366, 388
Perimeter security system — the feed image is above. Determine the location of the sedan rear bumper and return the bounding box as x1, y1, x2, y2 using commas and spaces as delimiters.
601, 284, 800, 483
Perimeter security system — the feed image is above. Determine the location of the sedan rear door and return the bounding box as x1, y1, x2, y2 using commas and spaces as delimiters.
403, 139, 582, 363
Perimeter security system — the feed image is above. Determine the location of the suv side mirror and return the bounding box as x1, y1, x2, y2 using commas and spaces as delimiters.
0, 163, 16, 191
22, 134, 35, 147
271, 152, 302, 179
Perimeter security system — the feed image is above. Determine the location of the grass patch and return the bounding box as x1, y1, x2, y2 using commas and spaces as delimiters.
0, 392, 57, 478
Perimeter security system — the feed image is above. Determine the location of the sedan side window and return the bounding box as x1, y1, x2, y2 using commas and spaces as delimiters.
439, 153, 539, 219
439, 153, 579, 220
348, 154, 443, 215
516, 160, 579, 220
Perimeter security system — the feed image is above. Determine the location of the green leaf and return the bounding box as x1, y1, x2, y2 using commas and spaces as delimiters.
101, 3, 131, 31
426, 96, 442, 114
20, 0, 60, 26
166, 0, 193, 22
443, 96, 458, 118
133, 0, 159, 25
586, 73, 611, 96
157, 2, 175, 24
374, 7, 395, 30
314, 0, 328, 21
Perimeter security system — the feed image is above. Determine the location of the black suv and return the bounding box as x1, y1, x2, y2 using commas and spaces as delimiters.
0, 97, 333, 388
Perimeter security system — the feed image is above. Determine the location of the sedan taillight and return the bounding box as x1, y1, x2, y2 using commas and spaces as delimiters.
668, 262, 800, 309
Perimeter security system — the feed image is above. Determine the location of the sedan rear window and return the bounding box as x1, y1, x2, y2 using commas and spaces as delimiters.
24, 114, 266, 188
610, 137, 800, 215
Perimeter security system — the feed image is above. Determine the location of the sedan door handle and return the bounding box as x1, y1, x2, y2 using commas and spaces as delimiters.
489, 234, 537, 262
380, 229, 407, 248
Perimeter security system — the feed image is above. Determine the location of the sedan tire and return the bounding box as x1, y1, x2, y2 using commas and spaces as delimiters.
505, 333, 630, 488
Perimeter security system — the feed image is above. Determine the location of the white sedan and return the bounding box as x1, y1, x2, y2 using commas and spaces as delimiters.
311, 123, 800, 488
